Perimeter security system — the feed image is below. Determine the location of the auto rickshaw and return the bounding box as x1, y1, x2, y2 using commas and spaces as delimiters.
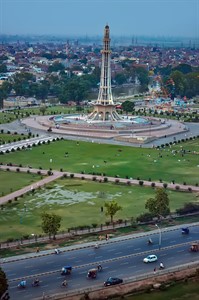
181, 227, 189, 234
190, 242, 199, 252
61, 266, 72, 275
87, 268, 97, 279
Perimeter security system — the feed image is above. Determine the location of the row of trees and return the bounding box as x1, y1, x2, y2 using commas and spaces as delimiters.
40, 188, 170, 239
156, 64, 199, 98
0, 66, 101, 108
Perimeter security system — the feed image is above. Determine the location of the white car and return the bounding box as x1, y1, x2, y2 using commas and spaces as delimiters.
143, 254, 158, 263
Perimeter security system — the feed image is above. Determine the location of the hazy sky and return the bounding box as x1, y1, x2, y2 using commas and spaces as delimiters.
0, 0, 198, 37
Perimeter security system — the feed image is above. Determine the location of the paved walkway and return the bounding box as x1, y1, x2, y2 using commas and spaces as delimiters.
0, 165, 199, 206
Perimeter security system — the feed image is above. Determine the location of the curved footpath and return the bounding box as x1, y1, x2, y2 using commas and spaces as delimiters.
0, 165, 199, 205
0, 165, 199, 207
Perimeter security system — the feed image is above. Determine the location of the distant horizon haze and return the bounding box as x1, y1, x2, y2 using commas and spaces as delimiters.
0, 0, 198, 38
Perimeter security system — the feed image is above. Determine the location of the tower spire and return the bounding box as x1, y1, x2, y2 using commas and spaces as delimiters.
88, 25, 122, 122
97, 24, 113, 105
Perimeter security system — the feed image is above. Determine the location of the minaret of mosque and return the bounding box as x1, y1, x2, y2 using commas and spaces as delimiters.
88, 25, 122, 122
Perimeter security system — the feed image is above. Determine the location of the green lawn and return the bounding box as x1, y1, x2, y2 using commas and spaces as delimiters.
0, 178, 197, 241
0, 133, 28, 145
0, 105, 92, 124
0, 139, 198, 185
0, 112, 17, 124
125, 281, 199, 300
0, 170, 44, 196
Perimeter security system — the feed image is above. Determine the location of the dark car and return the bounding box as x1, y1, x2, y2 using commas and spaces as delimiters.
104, 277, 123, 286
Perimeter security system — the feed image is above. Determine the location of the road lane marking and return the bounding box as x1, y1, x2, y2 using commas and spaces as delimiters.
134, 248, 141, 251
107, 249, 115, 252
79, 271, 87, 274
169, 240, 176, 243
25, 265, 33, 268
75, 260, 82, 263
177, 250, 185, 253
120, 262, 129, 265
115, 252, 123, 255
108, 270, 115, 273
128, 265, 137, 268
8, 240, 198, 283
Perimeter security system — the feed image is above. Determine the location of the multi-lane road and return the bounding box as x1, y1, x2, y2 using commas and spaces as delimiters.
2, 224, 199, 299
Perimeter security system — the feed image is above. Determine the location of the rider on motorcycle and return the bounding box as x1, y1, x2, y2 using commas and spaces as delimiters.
55, 248, 60, 254
19, 280, 26, 288
94, 243, 99, 249
97, 264, 102, 271
62, 279, 67, 287
33, 278, 40, 286
148, 238, 153, 245
160, 262, 164, 269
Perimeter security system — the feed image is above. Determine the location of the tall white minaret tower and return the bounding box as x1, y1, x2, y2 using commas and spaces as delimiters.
97, 25, 113, 105
88, 25, 122, 122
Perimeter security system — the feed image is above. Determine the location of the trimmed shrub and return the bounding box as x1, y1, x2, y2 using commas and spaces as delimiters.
136, 212, 154, 223
176, 202, 199, 215
163, 183, 168, 188
70, 173, 74, 178
175, 185, 180, 190
151, 182, 155, 188
139, 180, 144, 186
103, 177, 108, 182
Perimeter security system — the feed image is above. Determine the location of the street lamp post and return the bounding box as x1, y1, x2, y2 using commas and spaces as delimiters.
155, 224, 162, 250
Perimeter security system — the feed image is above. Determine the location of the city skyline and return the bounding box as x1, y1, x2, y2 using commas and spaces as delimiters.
0, 0, 198, 38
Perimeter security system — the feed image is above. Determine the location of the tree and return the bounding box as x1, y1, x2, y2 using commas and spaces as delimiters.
48, 62, 65, 73
173, 63, 192, 74
170, 71, 185, 96
114, 73, 127, 85
104, 200, 122, 223
121, 100, 135, 114
39, 105, 47, 115
0, 64, 7, 73
0, 267, 9, 298
41, 212, 62, 239
145, 188, 170, 217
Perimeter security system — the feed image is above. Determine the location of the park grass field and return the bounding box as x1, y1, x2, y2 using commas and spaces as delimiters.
0, 138, 198, 185
0, 178, 197, 241
0, 133, 28, 144
0, 112, 17, 124
0, 170, 44, 196
0, 105, 91, 124
125, 281, 199, 300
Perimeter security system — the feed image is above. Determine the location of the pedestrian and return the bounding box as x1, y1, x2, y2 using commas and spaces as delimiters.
154, 267, 156, 274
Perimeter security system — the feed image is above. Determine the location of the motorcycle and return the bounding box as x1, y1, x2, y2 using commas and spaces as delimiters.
32, 280, 40, 287
55, 249, 61, 255
18, 281, 26, 289
94, 243, 99, 249
147, 239, 153, 245
61, 280, 68, 287
159, 263, 165, 270
97, 264, 102, 272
